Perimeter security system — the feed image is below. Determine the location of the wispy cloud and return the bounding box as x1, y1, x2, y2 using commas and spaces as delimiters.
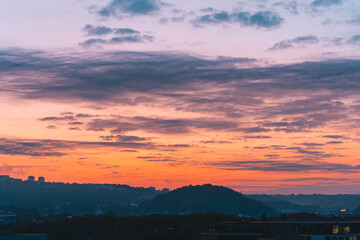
311, 0, 342, 8
0, 137, 156, 157
193, 10, 284, 29
347, 35, 360, 45
268, 35, 319, 50
212, 160, 360, 173
82, 25, 114, 36
79, 25, 153, 47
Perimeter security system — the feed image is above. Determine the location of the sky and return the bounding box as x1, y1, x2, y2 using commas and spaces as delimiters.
0, 0, 360, 194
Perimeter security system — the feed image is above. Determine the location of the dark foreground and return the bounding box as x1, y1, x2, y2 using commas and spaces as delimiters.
9, 212, 360, 240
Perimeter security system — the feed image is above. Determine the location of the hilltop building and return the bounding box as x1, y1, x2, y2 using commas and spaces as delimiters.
0, 176, 21, 184
38, 177, 45, 183
27, 176, 35, 182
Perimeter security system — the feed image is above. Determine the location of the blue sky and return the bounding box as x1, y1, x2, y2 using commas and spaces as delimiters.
0, 0, 359, 62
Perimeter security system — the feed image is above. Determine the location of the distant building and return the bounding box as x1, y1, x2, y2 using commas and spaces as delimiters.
201, 221, 360, 240
9, 178, 22, 184
38, 177, 45, 183
27, 176, 35, 182
0, 176, 9, 183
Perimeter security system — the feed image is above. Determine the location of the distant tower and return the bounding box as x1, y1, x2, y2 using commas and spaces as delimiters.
28, 176, 35, 182
38, 176, 45, 183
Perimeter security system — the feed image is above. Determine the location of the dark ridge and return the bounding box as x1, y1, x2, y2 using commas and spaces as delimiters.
139, 184, 277, 217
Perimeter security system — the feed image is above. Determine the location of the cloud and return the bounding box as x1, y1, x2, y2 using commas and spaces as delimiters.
82, 25, 113, 36
258, 97, 348, 132
311, 0, 342, 7
68, 121, 83, 125
38, 112, 239, 137
146, 159, 175, 162
326, 141, 343, 144
167, 144, 191, 148
79, 25, 151, 47
235, 127, 271, 133
79, 35, 153, 47
1, 49, 360, 137
193, 10, 284, 29
212, 160, 360, 173
159, 10, 195, 24
195, 11, 231, 24
82, 25, 141, 36
349, 16, 360, 25
269, 35, 319, 50
86, 116, 238, 135
109, 35, 153, 43
244, 136, 272, 139
79, 38, 107, 47
242, 11, 284, 28
39, 116, 76, 121
98, 0, 166, 18
99, 135, 147, 142
273, 1, 298, 14
120, 149, 138, 152
10, 52, 354, 99
137, 156, 176, 162
114, 28, 140, 35
348, 35, 360, 45
251, 144, 344, 161
322, 135, 347, 139
200, 140, 232, 144
2, 48, 360, 176
301, 142, 324, 147
265, 154, 280, 159
253, 146, 269, 149
0, 137, 156, 157
76, 114, 95, 118
280, 177, 350, 182
115, 134, 147, 142
0, 138, 67, 157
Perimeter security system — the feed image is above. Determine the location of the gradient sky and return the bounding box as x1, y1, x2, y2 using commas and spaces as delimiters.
1, 0, 360, 194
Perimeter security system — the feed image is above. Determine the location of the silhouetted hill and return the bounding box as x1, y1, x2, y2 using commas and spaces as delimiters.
246, 195, 321, 213
0, 180, 168, 215
138, 184, 277, 217
353, 206, 360, 215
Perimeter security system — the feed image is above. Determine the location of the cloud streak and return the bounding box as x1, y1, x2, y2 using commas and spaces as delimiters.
82, 25, 140, 37
193, 10, 284, 29
311, 0, 342, 7
212, 160, 360, 173
269, 35, 319, 50
0, 137, 157, 157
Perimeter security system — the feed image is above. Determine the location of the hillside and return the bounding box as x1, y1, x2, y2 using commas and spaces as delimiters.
248, 194, 360, 213
0, 180, 168, 215
139, 184, 277, 217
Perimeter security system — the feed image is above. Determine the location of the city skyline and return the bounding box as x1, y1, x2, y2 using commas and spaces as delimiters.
0, 0, 360, 194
